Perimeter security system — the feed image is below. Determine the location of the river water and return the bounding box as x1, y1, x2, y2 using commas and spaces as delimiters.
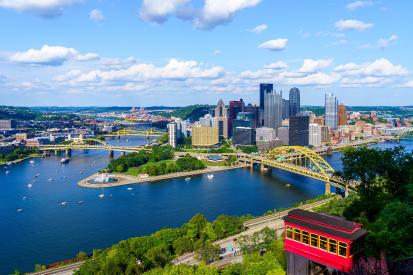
0, 138, 411, 274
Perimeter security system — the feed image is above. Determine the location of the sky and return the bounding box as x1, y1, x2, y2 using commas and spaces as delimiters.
0, 0, 412, 107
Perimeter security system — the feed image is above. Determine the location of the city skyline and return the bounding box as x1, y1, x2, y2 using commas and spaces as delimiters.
0, 0, 412, 106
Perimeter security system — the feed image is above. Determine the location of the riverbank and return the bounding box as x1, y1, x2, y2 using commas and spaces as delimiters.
0, 153, 43, 166
78, 164, 247, 188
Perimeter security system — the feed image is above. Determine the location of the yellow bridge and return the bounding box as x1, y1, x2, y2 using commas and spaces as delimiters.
103, 128, 164, 137
236, 146, 355, 195
38, 138, 148, 157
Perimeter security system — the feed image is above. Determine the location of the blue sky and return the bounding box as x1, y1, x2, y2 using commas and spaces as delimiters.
0, 0, 412, 106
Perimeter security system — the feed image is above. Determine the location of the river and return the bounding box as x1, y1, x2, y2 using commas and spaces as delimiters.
0, 139, 411, 274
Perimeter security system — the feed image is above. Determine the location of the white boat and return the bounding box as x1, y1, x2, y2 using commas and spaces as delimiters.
99, 194, 105, 198
285, 184, 291, 188
35, 173, 40, 177
27, 184, 32, 188
17, 208, 24, 212
207, 174, 214, 180
185, 177, 191, 181
60, 158, 70, 164
5, 170, 10, 175
127, 187, 133, 191
22, 196, 28, 200
48, 178, 54, 181
77, 201, 84, 204
29, 160, 35, 164
60, 202, 68, 206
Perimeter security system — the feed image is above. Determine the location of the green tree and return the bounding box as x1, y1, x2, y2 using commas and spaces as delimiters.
195, 244, 220, 264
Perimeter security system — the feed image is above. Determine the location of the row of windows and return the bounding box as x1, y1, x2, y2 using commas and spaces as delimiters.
286, 226, 348, 258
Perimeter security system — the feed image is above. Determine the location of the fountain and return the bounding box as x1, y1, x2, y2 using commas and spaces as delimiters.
87, 174, 118, 184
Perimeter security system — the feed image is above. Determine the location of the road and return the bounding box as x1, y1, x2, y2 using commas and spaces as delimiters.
30, 261, 84, 275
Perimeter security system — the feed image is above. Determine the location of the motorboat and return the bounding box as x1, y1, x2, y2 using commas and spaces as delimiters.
207, 174, 214, 180
285, 184, 291, 188
27, 184, 32, 188
60, 202, 68, 206
127, 187, 133, 191
99, 194, 105, 198
22, 196, 28, 200
29, 160, 35, 164
5, 170, 10, 175
60, 158, 70, 164
17, 208, 24, 212
185, 177, 191, 181
77, 201, 84, 204
48, 178, 54, 181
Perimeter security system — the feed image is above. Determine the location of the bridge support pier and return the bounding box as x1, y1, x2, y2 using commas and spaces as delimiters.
54, 150, 58, 155
325, 181, 331, 195
260, 163, 268, 172
108, 150, 114, 158
122, 151, 126, 156
65, 148, 71, 156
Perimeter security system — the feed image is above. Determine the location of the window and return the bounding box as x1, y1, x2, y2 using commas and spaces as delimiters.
302, 231, 309, 245
319, 236, 328, 251
310, 233, 318, 248
329, 239, 337, 254
286, 226, 293, 239
293, 228, 301, 242
339, 242, 347, 257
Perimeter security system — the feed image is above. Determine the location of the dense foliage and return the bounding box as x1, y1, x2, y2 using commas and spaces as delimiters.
236, 145, 258, 154
317, 146, 413, 262
76, 213, 245, 274
135, 154, 206, 176
0, 106, 37, 120
0, 147, 40, 162
107, 146, 174, 172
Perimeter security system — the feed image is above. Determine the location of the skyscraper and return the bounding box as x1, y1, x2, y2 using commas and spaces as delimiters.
259, 83, 273, 110
260, 83, 273, 126
228, 99, 245, 137
282, 99, 290, 119
263, 90, 283, 129
289, 87, 300, 117
325, 93, 338, 129
214, 99, 228, 139
289, 115, 309, 146
338, 103, 347, 126
309, 123, 322, 147
167, 122, 177, 148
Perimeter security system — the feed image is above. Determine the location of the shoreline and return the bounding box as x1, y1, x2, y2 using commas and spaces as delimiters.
78, 164, 247, 188
0, 154, 43, 166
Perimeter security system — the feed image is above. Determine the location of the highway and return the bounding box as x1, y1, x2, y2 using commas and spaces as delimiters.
30, 261, 85, 275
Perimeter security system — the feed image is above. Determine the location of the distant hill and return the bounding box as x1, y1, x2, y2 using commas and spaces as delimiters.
168, 105, 212, 121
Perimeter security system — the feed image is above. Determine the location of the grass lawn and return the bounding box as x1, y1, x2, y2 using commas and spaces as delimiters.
201, 159, 227, 167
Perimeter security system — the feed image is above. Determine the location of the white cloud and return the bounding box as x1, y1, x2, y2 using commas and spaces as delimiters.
139, 0, 261, 29
250, 24, 267, 33
402, 81, 413, 88
346, 1, 373, 11
264, 61, 288, 70
89, 9, 104, 23
9, 45, 99, 66
335, 58, 408, 77
258, 39, 288, 51
298, 59, 334, 73
377, 34, 397, 49
213, 50, 222, 56
139, 0, 190, 23
0, 0, 82, 16
283, 72, 341, 86
335, 19, 373, 31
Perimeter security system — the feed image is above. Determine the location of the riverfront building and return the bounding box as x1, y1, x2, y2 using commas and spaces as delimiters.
289, 87, 300, 117
338, 103, 348, 126
289, 115, 309, 146
233, 127, 255, 145
309, 123, 322, 147
214, 99, 229, 139
325, 93, 338, 129
0, 119, 16, 130
263, 90, 283, 129
192, 126, 219, 146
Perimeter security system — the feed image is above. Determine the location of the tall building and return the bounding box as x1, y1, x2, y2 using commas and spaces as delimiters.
233, 112, 255, 130
277, 126, 289, 145
263, 90, 283, 129
282, 99, 290, 119
0, 119, 16, 130
244, 104, 260, 129
309, 123, 322, 147
214, 99, 229, 139
289, 115, 309, 146
338, 103, 348, 126
233, 127, 256, 145
192, 126, 219, 146
199, 114, 214, 127
321, 126, 331, 143
289, 87, 300, 117
259, 83, 273, 110
325, 93, 338, 129
228, 99, 245, 137
167, 122, 177, 148
256, 127, 281, 153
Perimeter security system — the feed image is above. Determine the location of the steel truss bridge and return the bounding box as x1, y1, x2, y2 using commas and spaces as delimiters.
103, 128, 164, 137
236, 146, 356, 195
37, 138, 147, 156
